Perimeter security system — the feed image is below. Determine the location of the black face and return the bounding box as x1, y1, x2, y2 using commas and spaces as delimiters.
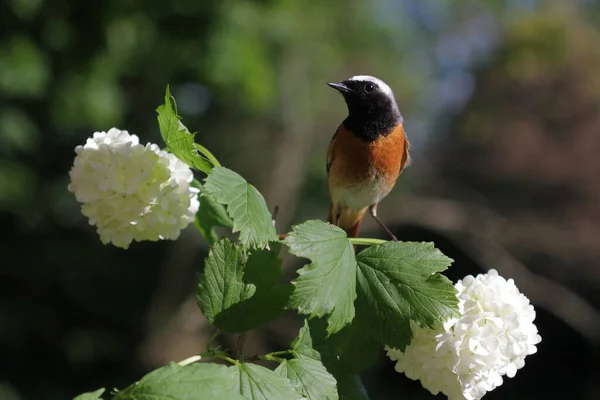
327, 80, 385, 109
328, 79, 402, 141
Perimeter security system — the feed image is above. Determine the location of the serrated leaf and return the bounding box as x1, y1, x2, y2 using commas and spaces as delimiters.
275, 358, 338, 400
156, 85, 216, 173
198, 240, 290, 333
114, 362, 244, 400
291, 319, 323, 360
194, 189, 233, 244
197, 239, 255, 323
283, 220, 356, 335
204, 167, 277, 248
232, 363, 301, 400
292, 319, 380, 375
73, 388, 105, 400
355, 241, 458, 351
337, 375, 370, 400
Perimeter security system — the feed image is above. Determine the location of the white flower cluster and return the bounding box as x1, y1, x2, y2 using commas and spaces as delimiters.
387, 269, 541, 400
68, 128, 200, 249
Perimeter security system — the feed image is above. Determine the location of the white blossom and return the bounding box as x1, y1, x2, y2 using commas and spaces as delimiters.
387, 269, 541, 400
68, 128, 200, 249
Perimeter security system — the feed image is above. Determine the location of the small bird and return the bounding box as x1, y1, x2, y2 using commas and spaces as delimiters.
326, 75, 410, 239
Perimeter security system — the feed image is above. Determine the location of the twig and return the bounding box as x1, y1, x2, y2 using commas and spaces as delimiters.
206, 329, 220, 352
235, 333, 247, 361
247, 350, 292, 363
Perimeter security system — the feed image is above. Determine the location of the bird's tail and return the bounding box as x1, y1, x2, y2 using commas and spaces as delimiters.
328, 203, 368, 238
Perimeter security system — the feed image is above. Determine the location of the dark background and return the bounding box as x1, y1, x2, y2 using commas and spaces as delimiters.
1, 0, 600, 399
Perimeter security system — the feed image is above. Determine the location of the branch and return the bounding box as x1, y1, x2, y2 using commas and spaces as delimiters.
235, 333, 246, 361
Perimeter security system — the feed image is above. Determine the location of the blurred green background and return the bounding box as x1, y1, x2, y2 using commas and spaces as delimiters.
2, 0, 600, 399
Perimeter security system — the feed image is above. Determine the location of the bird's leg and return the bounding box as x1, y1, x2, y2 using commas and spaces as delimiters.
369, 204, 398, 241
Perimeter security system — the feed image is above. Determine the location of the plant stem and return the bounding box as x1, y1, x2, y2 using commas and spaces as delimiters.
260, 354, 286, 363
236, 333, 246, 361
348, 237, 388, 246
206, 329, 220, 352
266, 350, 292, 357
221, 355, 239, 365
201, 350, 239, 365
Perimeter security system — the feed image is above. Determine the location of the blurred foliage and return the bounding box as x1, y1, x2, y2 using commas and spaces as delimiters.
2, 0, 600, 399
435, 7, 600, 259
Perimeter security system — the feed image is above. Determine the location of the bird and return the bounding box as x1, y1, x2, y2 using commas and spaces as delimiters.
326, 75, 410, 240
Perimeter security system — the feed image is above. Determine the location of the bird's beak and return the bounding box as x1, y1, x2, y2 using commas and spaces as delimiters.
327, 81, 354, 93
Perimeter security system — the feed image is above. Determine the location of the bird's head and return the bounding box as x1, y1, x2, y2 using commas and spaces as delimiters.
328, 75, 403, 140
327, 75, 402, 120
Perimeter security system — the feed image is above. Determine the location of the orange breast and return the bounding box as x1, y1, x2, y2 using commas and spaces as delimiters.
328, 123, 409, 190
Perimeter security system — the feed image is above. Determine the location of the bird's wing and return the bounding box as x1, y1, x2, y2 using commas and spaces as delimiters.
326, 127, 340, 174
401, 129, 411, 169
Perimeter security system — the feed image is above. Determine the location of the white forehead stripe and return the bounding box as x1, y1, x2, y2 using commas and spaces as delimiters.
349, 75, 394, 98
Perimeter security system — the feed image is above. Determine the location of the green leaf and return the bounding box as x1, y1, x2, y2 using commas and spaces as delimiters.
197, 239, 255, 323
193, 142, 221, 169
214, 284, 293, 333
197, 240, 291, 333
355, 241, 458, 351
114, 362, 244, 400
292, 319, 380, 375
288, 320, 378, 399
156, 85, 219, 173
194, 189, 233, 244
283, 220, 357, 335
291, 319, 323, 361
337, 375, 370, 400
232, 363, 301, 400
243, 243, 283, 288
73, 388, 105, 400
319, 322, 380, 375
204, 167, 277, 248
275, 358, 338, 400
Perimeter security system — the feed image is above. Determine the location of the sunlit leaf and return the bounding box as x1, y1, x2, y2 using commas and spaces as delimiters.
203, 167, 277, 249
283, 220, 356, 335
113, 362, 243, 400
356, 242, 458, 351
232, 363, 301, 400
276, 358, 338, 400
156, 85, 218, 173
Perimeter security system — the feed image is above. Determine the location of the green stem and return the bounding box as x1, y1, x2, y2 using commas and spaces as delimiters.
206, 329, 220, 352
348, 237, 388, 246
201, 350, 239, 365
193, 143, 222, 168
220, 355, 239, 365
260, 354, 286, 363
266, 350, 293, 357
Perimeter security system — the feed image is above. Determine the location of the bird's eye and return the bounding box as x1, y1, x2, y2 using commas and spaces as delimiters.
364, 83, 375, 93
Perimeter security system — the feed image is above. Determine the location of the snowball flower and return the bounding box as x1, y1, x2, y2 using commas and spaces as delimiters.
387, 269, 541, 400
68, 128, 200, 249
